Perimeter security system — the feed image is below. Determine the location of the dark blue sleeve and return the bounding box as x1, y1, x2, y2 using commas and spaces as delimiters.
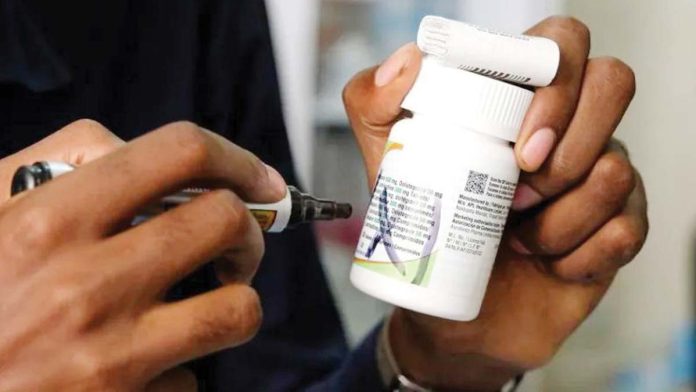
201, 2, 387, 390
304, 323, 385, 392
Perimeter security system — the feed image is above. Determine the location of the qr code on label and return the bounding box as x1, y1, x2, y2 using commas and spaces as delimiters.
465, 170, 488, 195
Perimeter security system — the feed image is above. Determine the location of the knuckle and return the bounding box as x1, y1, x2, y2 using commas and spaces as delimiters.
208, 190, 250, 240
52, 119, 121, 165
164, 122, 210, 173
6, 206, 65, 250
537, 231, 570, 255
546, 153, 584, 192
610, 138, 631, 158
65, 119, 120, 147
607, 219, 645, 263
595, 153, 636, 197
62, 119, 109, 138
592, 57, 636, 101
191, 287, 262, 348
72, 348, 118, 388
533, 218, 574, 255
51, 280, 100, 331
546, 16, 590, 42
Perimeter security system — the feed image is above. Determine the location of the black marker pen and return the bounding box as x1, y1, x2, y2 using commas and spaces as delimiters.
11, 161, 352, 232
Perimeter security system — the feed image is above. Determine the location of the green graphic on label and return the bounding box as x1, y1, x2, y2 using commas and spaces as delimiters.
354, 251, 439, 287
356, 171, 443, 288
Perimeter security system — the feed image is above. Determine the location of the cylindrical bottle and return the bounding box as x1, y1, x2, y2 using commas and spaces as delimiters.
351, 56, 534, 321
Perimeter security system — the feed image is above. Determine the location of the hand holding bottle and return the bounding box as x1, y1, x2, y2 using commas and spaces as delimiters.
343, 16, 647, 390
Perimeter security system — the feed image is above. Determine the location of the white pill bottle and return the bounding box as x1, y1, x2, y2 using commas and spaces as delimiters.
351, 56, 534, 321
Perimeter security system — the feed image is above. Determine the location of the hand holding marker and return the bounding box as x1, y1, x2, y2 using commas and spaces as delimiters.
11, 161, 352, 232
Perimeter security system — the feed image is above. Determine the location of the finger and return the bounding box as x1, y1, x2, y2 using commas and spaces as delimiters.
511, 143, 636, 255
11, 122, 286, 238
145, 367, 197, 392
0, 119, 123, 202
135, 284, 262, 373
102, 189, 264, 294
514, 58, 636, 210
1, 119, 122, 166
343, 43, 422, 185
344, 42, 422, 129
515, 16, 591, 172
545, 171, 647, 281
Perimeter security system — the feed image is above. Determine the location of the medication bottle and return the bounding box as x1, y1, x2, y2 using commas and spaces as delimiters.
351, 56, 534, 321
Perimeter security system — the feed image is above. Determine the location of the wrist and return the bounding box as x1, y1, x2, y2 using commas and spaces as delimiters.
389, 308, 521, 391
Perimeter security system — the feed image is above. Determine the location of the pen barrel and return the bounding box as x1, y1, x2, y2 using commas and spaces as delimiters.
11, 162, 351, 232
143, 188, 294, 232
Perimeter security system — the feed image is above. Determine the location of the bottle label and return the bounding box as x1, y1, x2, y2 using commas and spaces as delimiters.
246, 189, 292, 233
353, 139, 517, 297
249, 209, 279, 231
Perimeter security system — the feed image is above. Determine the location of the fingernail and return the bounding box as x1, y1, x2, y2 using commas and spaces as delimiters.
509, 236, 532, 255
374, 43, 415, 87
512, 183, 543, 211
521, 127, 556, 171
265, 165, 287, 198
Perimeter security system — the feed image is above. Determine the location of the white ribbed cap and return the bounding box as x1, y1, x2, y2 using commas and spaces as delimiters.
402, 56, 535, 142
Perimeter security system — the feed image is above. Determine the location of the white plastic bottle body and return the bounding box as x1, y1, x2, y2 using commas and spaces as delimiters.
351, 115, 519, 321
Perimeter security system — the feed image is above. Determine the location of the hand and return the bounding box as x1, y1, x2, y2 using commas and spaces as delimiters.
343, 17, 648, 390
0, 120, 286, 391
0, 119, 124, 203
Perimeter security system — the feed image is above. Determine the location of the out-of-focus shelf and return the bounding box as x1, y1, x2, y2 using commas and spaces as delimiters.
314, 95, 350, 129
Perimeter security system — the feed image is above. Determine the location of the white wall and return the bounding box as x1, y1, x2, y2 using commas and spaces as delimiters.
457, 0, 564, 32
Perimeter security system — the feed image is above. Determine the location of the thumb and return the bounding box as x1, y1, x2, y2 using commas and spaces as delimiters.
343, 43, 422, 185
344, 43, 422, 130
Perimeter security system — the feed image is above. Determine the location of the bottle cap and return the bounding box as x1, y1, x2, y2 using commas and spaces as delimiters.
417, 16, 560, 87
401, 56, 535, 142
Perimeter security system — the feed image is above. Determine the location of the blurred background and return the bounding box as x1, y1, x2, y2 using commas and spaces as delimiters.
265, 0, 695, 390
